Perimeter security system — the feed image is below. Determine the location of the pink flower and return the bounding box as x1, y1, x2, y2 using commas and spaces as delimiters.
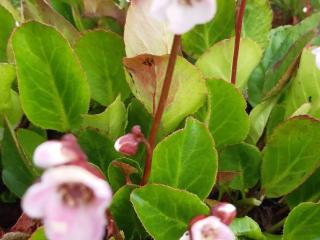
22, 166, 112, 240
34, 134, 86, 169
211, 203, 237, 225
150, 0, 217, 34
312, 47, 320, 70
114, 125, 144, 156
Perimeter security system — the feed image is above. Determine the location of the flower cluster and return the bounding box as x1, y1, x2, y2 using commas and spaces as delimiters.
22, 135, 112, 240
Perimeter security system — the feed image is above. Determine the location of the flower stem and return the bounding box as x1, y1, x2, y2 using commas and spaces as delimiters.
107, 211, 123, 240
140, 35, 181, 186
306, 0, 312, 16
231, 0, 246, 85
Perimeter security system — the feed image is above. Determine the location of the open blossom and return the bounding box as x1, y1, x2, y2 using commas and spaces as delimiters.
34, 134, 86, 169
22, 166, 112, 240
150, 0, 217, 34
312, 47, 320, 70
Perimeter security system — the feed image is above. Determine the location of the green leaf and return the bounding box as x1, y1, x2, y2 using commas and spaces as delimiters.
131, 184, 209, 240
182, 0, 235, 59
77, 129, 120, 174
0, 5, 15, 62
283, 203, 320, 240
1, 119, 38, 197
206, 79, 249, 148
286, 169, 320, 209
219, 143, 261, 192
242, 0, 272, 49
124, 55, 206, 135
24, 0, 80, 44
196, 38, 262, 90
12, 21, 90, 132
149, 118, 218, 199
230, 217, 265, 240
264, 233, 282, 240
248, 13, 320, 106
108, 158, 141, 192
261, 116, 320, 198
246, 96, 279, 145
30, 227, 47, 240
110, 185, 148, 240
16, 129, 46, 166
282, 48, 320, 118
0, 64, 16, 113
75, 30, 130, 106
82, 96, 127, 140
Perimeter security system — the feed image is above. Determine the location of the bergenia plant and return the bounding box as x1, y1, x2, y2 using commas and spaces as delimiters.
0, 0, 320, 239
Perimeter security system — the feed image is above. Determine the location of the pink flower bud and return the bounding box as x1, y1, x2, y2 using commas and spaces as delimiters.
22, 166, 112, 240
211, 203, 237, 225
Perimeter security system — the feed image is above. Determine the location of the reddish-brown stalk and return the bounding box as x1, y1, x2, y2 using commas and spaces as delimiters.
306, 0, 312, 16
231, 0, 247, 85
140, 35, 181, 186
107, 211, 123, 240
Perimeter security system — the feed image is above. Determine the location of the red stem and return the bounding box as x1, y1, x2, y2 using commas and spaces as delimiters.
107, 211, 123, 240
306, 0, 312, 16
140, 35, 181, 186
231, 0, 246, 85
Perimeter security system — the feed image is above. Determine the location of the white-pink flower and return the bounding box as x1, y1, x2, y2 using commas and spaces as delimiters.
150, 0, 217, 35
312, 47, 320, 70
180, 216, 235, 240
22, 166, 112, 240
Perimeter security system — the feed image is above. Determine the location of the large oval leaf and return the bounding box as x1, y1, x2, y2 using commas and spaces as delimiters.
206, 79, 249, 148
131, 184, 209, 240
261, 116, 320, 198
0, 5, 15, 62
149, 118, 218, 199
283, 203, 320, 240
124, 55, 206, 135
12, 22, 90, 131
75, 31, 130, 106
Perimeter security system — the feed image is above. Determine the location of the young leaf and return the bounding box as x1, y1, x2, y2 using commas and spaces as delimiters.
196, 38, 262, 90
261, 116, 320, 198
219, 143, 261, 192
110, 185, 148, 240
1, 119, 38, 197
131, 184, 209, 240
286, 169, 320, 209
182, 0, 235, 59
124, 55, 206, 135
82, 96, 127, 140
0, 5, 15, 62
12, 22, 90, 132
30, 227, 46, 240
149, 118, 218, 199
248, 13, 320, 106
206, 79, 249, 148
124, 0, 173, 57
242, 0, 272, 49
75, 31, 130, 106
230, 217, 265, 240
23, 0, 80, 44
283, 203, 320, 240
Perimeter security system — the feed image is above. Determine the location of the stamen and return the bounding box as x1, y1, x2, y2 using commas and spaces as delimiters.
58, 183, 94, 207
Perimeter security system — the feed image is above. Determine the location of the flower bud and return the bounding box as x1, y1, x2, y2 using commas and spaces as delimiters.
211, 202, 237, 225
114, 125, 144, 156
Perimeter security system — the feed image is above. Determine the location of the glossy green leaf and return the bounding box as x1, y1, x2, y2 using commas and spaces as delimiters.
110, 185, 147, 240
24, 0, 80, 44
264, 233, 282, 240
219, 143, 261, 192
182, 0, 235, 58
206, 79, 249, 148
77, 129, 120, 174
0, 64, 16, 113
282, 48, 320, 118
196, 38, 262, 90
283, 203, 320, 240
82, 96, 127, 140
1, 119, 38, 197
0, 5, 14, 62
248, 13, 320, 106
261, 116, 320, 198
286, 169, 320, 209
30, 227, 46, 240
242, 0, 272, 49
75, 31, 130, 106
230, 217, 265, 240
131, 184, 209, 240
124, 55, 206, 135
149, 118, 218, 199
12, 22, 90, 132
